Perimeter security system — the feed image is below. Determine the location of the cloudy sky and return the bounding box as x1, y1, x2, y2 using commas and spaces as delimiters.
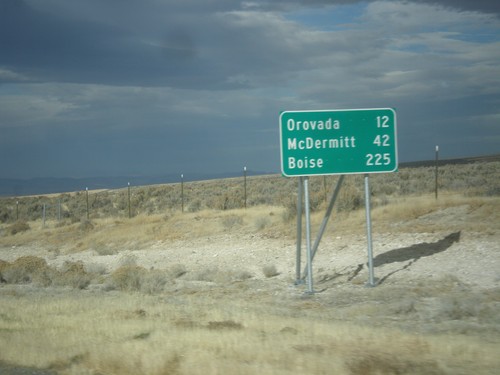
1, 0, 499, 179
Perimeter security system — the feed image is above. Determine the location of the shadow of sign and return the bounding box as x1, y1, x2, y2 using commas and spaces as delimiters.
373, 231, 461, 284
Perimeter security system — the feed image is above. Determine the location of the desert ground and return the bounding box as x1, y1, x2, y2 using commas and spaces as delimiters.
0, 165, 499, 374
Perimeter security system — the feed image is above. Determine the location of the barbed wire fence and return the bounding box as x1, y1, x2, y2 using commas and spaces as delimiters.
1, 160, 499, 225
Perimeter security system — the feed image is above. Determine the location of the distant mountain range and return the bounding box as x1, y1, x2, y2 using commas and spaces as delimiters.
0, 171, 272, 197
1, 154, 498, 197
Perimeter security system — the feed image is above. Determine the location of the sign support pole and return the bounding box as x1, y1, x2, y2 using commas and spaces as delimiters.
303, 177, 314, 294
128, 182, 131, 218
295, 177, 304, 284
58, 199, 61, 221
86, 187, 89, 220
364, 174, 376, 287
280, 108, 397, 176
281, 108, 398, 290
302, 174, 344, 280
181, 174, 184, 213
243, 167, 247, 209
435, 146, 439, 200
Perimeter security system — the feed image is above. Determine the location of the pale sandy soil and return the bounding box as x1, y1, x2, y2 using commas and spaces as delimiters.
1, 200, 499, 320
1, 203, 499, 374
2, 228, 499, 290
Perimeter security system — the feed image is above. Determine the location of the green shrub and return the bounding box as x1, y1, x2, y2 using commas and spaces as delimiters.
1, 256, 52, 285
262, 264, 279, 278
1, 160, 498, 221
281, 199, 298, 223
6, 221, 30, 235
55, 261, 92, 289
79, 219, 94, 231
191, 267, 251, 283
110, 265, 148, 292
0, 259, 9, 282
140, 270, 170, 294
222, 214, 243, 229
167, 264, 187, 279
337, 184, 363, 212
254, 216, 271, 230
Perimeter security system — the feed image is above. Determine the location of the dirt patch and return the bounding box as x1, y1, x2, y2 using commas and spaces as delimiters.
1, 204, 499, 341
0, 361, 56, 375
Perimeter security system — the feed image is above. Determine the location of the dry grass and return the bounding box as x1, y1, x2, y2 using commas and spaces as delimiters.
1, 159, 499, 224
262, 264, 279, 278
330, 193, 500, 234
108, 265, 177, 294
0, 288, 498, 375
0, 159, 499, 374
0, 206, 289, 254
3, 193, 497, 255
5, 221, 30, 235
0, 257, 95, 289
1, 256, 53, 286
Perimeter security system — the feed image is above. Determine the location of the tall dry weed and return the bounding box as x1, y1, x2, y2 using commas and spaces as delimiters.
6, 221, 30, 235
110, 265, 148, 292
1, 256, 53, 286
109, 265, 171, 294
55, 261, 92, 289
2, 159, 498, 225
262, 264, 279, 278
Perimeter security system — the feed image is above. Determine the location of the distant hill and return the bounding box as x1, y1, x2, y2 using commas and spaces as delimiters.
399, 154, 500, 168
1, 154, 498, 197
0, 170, 272, 197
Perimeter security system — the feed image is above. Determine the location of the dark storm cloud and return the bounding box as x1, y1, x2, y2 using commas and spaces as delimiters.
255, 0, 500, 15
0, 0, 230, 88
0, 0, 323, 89
0, 0, 498, 180
0, 0, 339, 90
421, 0, 500, 15
1, 0, 497, 88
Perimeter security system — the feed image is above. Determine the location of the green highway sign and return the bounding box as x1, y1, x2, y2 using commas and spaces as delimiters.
279, 108, 398, 176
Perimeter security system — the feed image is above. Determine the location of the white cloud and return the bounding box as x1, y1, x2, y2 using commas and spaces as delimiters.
363, 1, 497, 30
280, 1, 500, 106
0, 91, 79, 127
1, 0, 499, 178
0, 68, 30, 82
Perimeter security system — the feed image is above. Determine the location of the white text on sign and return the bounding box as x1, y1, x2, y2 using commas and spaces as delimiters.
279, 108, 397, 176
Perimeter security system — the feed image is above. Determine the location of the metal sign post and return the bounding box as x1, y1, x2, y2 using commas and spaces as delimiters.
243, 167, 247, 209
86, 187, 89, 220
435, 145, 439, 200
42, 203, 46, 228
181, 174, 184, 213
295, 177, 304, 284
280, 108, 397, 177
128, 182, 131, 218
280, 108, 398, 291
301, 175, 344, 280
303, 177, 314, 294
364, 174, 376, 287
